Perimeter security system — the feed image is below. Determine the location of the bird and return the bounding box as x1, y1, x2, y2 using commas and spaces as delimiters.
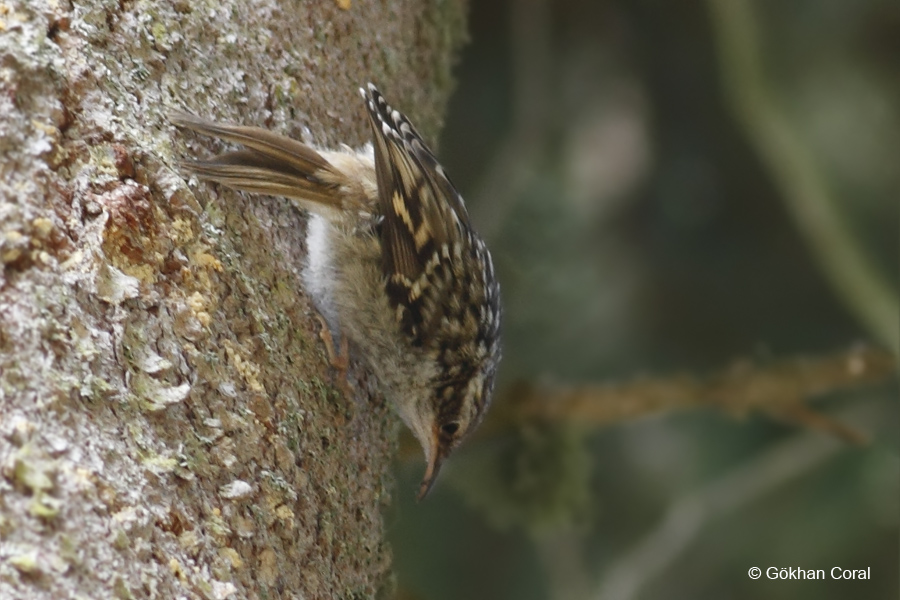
171, 83, 502, 499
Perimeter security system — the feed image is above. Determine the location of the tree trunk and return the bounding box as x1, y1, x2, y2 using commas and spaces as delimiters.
0, 1, 467, 598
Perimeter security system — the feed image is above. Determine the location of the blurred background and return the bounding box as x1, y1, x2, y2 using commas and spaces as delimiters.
389, 1, 898, 599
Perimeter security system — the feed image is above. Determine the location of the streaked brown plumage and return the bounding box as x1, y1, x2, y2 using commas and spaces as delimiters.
172, 84, 501, 499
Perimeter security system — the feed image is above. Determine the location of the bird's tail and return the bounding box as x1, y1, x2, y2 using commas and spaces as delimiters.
170, 111, 350, 213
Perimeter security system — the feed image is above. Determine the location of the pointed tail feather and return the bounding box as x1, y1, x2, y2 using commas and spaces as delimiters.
171, 111, 344, 209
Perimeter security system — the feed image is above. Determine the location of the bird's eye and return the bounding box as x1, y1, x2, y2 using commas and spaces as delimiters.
441, 422, 460, 436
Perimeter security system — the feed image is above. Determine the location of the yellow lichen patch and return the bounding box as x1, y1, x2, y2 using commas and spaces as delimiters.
151, 22, 168, 47
29, 492, 63, 519
184, 246, 222, 290
2, 247, 21, 263
8, 550, 40, 574
142, 454, 179, 473
31, 119, 60, 141
206, 510, 231, 541
187, 291, 212, 327
12, 444, 56, 493
257, 548, 278, 586
112, 529, 130, 550
2, 229, 27, 264
187, 291, 207, 312
192, 249, 223, 272
169, 557, 186, 580
32, 217, 53, 238
120, 261, 158, 285
222, 339, 266, 394
99, 180, 164, 282
275, 504, 295, 529
171, 217, 195, 244
219, 547, 244, 570
336, 0, 351, 9
88, 144, 122, 178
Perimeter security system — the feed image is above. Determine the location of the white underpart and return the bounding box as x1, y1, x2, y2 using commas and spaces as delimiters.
303, 214, 339, 333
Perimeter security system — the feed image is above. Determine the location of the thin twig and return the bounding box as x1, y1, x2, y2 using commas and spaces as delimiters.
492, 346, 893, 436
470, 0, 552, 240
707, 0, 899, 353
592, 401, 887, 600
398, 345, 895, 460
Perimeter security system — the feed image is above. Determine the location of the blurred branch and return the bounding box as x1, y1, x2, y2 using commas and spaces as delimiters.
707, 0, 900, 354
471, 0, 552, 239
592, 400, 887, 600
399, 346, 895, 460
492, 346, 893, 443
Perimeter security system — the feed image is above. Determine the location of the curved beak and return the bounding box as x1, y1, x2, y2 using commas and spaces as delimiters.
417, 429, 446, 501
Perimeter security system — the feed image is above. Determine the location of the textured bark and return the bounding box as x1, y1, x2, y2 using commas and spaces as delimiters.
0, 1, 467, 598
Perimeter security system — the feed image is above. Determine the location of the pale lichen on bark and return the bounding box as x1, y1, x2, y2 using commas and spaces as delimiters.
0, 0, 468, 598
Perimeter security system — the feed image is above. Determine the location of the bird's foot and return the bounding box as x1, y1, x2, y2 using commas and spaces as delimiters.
316, 314, 352, 396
